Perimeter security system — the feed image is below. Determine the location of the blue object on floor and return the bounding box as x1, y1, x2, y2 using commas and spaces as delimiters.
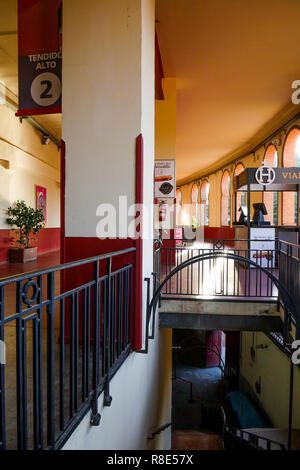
226, 392, 265, 429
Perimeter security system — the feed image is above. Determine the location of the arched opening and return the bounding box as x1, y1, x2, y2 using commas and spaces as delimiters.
263, 145, 278, 225
221, 170, 231, 226
191, 183, 199, 229
200, 179, 210, 226
283, 128, 300, 225
176, 188, 182, 226
234, 163, 246, 220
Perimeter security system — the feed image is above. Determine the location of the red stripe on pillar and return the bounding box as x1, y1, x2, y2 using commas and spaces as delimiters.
155, 32, 164, 100
60, 140, 66, 264
15, 106, 62, 117
134, 134, 144, 351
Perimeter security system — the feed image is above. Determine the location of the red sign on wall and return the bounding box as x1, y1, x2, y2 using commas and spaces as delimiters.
17, 0, 62, 116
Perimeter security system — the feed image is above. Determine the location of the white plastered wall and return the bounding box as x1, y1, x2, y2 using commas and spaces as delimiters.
0, 104, 60, 229
62, 0, 172, 450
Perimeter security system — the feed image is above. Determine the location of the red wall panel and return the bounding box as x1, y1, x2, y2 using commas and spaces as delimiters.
204, 227, 235, 242
0, 228, 60, 264
0, 230, 11, 264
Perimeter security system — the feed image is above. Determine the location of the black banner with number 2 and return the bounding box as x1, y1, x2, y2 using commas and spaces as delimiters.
17, 0, 62, 117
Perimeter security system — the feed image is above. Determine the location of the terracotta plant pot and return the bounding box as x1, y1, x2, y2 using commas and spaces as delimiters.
9, 247, 38, 264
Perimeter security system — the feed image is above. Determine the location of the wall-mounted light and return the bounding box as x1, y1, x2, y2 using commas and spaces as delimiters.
256, 343, 268, 350
41, 134, 51, 145
0, 159, 10, 170
271, 136, 281, 147
255, 376, 261, 394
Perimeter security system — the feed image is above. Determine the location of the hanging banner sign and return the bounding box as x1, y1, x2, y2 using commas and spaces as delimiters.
154, 160, 176, 198
17, 0, 62, 116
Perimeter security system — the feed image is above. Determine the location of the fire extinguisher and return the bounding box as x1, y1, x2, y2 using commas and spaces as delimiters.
159, 200, 168, 222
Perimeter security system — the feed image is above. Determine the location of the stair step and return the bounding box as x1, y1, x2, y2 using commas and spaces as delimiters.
172, 430, 223, 450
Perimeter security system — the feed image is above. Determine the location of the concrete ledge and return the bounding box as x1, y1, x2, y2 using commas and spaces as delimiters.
159, 299, 278, 316
159, 312, 283, 332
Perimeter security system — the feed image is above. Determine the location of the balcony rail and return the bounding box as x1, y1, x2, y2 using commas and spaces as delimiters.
223, 425, 285, 450
150, 238, 299, 342
278, 240, 300, 338
158, 239, 279, 299
0, 247, 135, 450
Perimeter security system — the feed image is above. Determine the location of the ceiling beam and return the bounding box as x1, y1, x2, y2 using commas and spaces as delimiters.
0, 31, 17, 36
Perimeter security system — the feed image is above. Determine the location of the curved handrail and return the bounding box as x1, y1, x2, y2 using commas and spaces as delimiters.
149, 251, 298, 341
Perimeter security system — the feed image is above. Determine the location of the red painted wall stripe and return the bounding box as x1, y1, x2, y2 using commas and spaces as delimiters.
0, 228, 60, 264
16, 106, 62, 117
0, 230, 12, 264
134, 134, 144, 351
204, 226, 235, 241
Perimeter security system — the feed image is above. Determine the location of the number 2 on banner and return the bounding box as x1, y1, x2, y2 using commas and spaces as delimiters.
30, 72, 61, 107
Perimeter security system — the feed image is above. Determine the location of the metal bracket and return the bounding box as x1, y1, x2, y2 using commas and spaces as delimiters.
90, 394, 101, 426
149, 273, 157, 339
103, 378, 112, 407
90, 410, 101, 426
136, 278, 151, 354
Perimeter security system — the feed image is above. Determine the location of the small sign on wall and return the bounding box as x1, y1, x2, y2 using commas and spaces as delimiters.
36, 186, 47, 223
154, 159, 176, 198
250, 227, 275, 268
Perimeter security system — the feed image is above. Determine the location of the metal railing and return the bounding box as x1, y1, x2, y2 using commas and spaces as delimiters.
278, 240, 300, 338
159, 239, 279, 299
223, 425, 285, 450
150, 238, 299, 343
0, 247, 135, 450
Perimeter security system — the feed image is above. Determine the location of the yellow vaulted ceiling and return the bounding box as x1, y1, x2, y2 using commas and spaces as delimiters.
156, 0, 300, 185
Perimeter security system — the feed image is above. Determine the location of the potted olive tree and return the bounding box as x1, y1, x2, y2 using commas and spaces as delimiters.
6, 200, 45, 263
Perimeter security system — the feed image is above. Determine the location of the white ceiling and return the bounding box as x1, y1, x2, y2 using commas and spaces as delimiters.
156, 0, 300, 184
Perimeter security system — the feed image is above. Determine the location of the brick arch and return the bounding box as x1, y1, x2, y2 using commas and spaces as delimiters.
200, 179, 210, 226
191, 183, 198, 203
283, 127, 300, 167
234, 162, 245, 220
176, 188, 182, 226
191, 183, 199, 225
263, 145, 278, 225
221, 170, 231, 226
282, 128, 300, 226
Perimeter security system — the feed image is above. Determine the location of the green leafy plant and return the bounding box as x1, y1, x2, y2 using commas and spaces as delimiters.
6, 200, 45, 249
192, 216, 197, 232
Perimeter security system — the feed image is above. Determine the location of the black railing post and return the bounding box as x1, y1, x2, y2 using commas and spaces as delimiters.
150, 273, 157, 339
104, 258, 112, 407
158, 249, 162, 308
0, 286, 5, 450
188, 382, 195, 404
288, 360, 294, 450
136, 277, 151, 355
16, 280, 26, 450
47, 272, 55, 449
90, 260, 101, 426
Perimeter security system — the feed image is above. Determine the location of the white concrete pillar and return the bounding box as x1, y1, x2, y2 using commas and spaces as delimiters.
61, 0, 172, 451
62, 0, 154, 265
